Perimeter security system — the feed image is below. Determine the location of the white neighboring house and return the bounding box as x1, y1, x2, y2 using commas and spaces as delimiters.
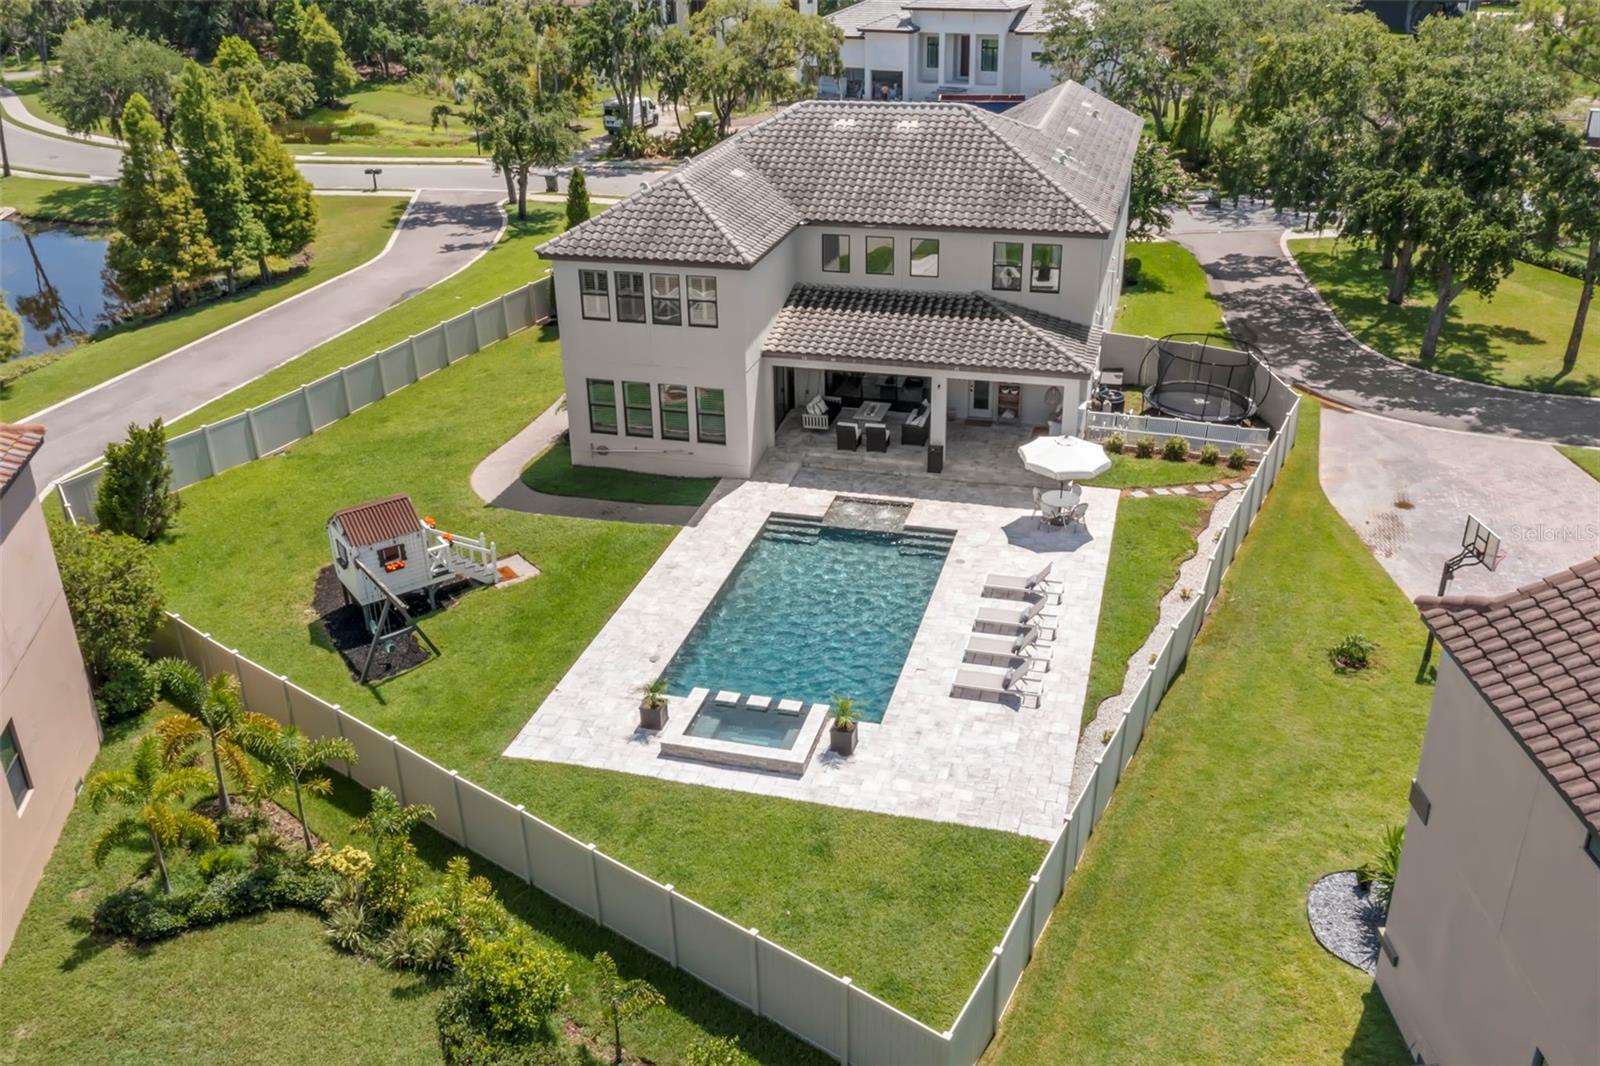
538, 80, 1138, 481
820, 0, 1055, 103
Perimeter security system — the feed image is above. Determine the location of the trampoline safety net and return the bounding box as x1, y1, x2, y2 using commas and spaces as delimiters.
1140, 333, 1265, 423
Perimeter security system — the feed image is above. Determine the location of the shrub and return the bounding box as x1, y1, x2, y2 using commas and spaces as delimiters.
607, 124, 650, 160
216, 804, 269, 843
324, 900, 374, 955
1227, 446, 1248, 470
1199, 444, 1220, 466
1103, 432, 1125, 455
51, 523, 164, 682
335, 120, 379, 138
455, 931, 569, 1044
436, 985, 570, 1066
1329, 633, 1376, 672
93, 860, 338, 941
95, 419, 180, 542
197, 848, 247, 882
95, 647, 158, 723
1357, 824, 1405, 907
1162, 435, 1189, 461
1134, 435, 1157, 459
686, 1035, 746, 1066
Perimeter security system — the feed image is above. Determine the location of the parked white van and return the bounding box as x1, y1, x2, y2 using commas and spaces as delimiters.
602, 97, 661, 132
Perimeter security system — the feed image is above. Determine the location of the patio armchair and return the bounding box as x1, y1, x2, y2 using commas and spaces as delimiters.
949, 662, 1042, 708
800, 393, 834, 430
836, 421, 861, 451
901, 401, 930, 446
1062, 501, 1089, 531
864, 422, 891, 452
1034, 487, 1064, 528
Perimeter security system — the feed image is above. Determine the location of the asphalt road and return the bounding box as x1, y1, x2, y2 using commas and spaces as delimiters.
24, 190, 506, 490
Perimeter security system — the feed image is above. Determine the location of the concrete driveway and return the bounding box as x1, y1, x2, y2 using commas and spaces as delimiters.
1319, 406, 1600, 600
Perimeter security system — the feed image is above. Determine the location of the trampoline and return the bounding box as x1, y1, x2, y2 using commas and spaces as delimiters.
1139, 332, 1266, 424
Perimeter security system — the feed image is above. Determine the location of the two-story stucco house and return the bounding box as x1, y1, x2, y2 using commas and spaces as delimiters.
539, 80, 1138, 480
820, 0, 1054, 103
1376, 557, 1600, 1065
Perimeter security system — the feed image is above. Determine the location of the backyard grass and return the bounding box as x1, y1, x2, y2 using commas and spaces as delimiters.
0, 174, 119, 221
1291, 236, 1599, 397
1557, 444, 1600, 483
984, 401, 1421, 1064
1081, 451, 1246, 490
137, 320, 1046, 1030
0, 710, 825, 1065
1113, 240, 1231, 340
521, 441, 720, 507
1080, 494, 1208, 727
0, 192, 408, 421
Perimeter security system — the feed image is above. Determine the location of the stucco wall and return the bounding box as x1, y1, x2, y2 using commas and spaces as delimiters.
0, 462, 100, 959
1377, 654, 1600, 1065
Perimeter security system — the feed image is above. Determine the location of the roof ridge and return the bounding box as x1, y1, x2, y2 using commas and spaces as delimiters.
968, 102, 1110, 233
972, 291, 1092, 370
672, 171, 756, 263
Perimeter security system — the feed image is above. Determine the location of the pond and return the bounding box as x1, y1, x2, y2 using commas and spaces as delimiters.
1, 219, 120, 358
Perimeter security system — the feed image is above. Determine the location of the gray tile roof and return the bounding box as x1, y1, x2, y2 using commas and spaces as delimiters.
831, 0, 913, 36
1011, 0, 1048, 33
1418, 556, 1600, 833
762, 284, 1096, 376
539, 82, 1140, 267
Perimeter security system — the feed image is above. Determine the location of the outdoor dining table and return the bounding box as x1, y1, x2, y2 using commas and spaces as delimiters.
1041, 487, 1081, 512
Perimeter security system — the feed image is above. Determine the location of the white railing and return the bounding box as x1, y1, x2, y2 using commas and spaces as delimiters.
1083, 410, 1273, 457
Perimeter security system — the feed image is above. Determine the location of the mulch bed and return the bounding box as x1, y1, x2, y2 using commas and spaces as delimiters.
1307, 870, 1385, 974
311, 565, 468, 683
193, 795, 321, 850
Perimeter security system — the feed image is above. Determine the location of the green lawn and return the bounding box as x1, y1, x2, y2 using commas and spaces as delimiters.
0, 174, 119, 222
521, 441, 720, 507
1291, 237, 1599, 396
985, 401, 1420, 1064
1081, 452, 1247, 490
0, 711, 824, 1065
137, 316, 1045, 1030
293, 84, 487, 158
1080, 495, 1208, 727
1113, 241, 1231, 340
1557, 445, 1600, 482
0, 189, 408, 421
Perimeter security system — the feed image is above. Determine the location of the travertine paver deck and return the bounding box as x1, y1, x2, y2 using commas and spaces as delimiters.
504, 462, 1118, 840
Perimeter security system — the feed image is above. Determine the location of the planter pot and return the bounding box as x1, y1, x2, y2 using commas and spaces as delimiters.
639, 699, 669, 731
830, 723, 858, 756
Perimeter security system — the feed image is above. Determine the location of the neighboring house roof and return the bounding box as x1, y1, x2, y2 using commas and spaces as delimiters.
539, 82, 1141, 267
762, 284, 1097, 376
1417, 555, 1600, 833
329, 494, 423, 548
1011, 0, 1048, 33
830, 0, 1050, 36
859, 11, 917, 31
0, 423, 46, 496
831, 0, 927, 36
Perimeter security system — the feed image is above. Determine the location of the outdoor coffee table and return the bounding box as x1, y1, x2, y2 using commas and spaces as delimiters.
854, 401, 890, 422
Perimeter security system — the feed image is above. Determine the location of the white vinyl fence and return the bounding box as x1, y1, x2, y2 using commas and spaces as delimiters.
142, 319, 1302, 1065
58, 278, 554, 526
1083, 410, 1272, 457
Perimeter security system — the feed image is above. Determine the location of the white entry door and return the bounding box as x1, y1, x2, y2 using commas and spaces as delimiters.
969, 379, 994, 420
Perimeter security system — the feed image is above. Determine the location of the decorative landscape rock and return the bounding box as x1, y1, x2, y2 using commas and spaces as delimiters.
1307, 870, 1385, 974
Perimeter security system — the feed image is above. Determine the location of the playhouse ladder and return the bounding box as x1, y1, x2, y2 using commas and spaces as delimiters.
427, 528, 498, 586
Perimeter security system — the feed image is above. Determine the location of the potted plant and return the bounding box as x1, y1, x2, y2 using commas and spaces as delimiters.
639, 677, 670, 730
830, 696, 860, 756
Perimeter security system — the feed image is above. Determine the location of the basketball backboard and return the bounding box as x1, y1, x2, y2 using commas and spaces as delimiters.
1461, 514, 1502, 572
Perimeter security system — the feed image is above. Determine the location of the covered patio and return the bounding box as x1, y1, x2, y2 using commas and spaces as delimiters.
766, 409, 1055, 488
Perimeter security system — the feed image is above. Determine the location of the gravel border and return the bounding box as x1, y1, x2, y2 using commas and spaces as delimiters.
1307, 870, 1385, 974
1067, 484, 1244, 807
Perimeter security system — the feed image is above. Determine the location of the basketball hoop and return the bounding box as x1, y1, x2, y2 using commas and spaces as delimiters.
1418, 514, 1503, 677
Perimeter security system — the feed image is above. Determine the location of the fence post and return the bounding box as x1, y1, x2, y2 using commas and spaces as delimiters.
331, 705, 352, 776
389, 737, 405, 805
244, 408, 262, 460
839, 976, 852, 1065
990, 946, 1005, 1030
200, 424, 220, 477
450, 770, 469, 849
662, 884, 679, 967
279, 674, 296, 728
748, 929, 763, 1014
1026, 875, 1041, 949
339, 365, 356, 415
516, 807, 534, 885
173, 614, 190, 664
300, 384, 316, 433
587, 843, 603, 923
408, 335, 422, 380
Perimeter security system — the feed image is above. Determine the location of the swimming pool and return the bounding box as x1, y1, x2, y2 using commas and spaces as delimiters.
664, 514, 953, 723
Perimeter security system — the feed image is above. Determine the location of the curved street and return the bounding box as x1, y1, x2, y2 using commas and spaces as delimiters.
1169, 200, 1600, 448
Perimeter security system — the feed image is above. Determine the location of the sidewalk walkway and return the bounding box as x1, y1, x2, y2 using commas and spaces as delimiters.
470, 401, 714, 526
1168, 200, 1600, 448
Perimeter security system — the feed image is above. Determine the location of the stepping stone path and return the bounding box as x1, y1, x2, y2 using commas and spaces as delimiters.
1127, 481, 1240, 499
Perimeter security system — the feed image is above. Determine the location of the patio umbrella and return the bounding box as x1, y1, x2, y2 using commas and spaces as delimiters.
1016, 434, 1111, 491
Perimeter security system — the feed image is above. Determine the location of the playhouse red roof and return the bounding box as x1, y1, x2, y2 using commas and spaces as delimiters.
330, 494, 422, 547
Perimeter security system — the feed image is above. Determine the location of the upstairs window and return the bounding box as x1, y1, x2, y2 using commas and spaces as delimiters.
1030, 243, 1062, 293
822, 234, 850, 273
579, 270, 609, 320
687, 275, 719, 327
1, 722, 30, 809
866, 236, 894, 275
615, 271, 646, 322
910, 237, 940, 277
659, 383, 691, 440
650, 273, 682, 325
588, 378, 618, 434
992, 242, 1023, 291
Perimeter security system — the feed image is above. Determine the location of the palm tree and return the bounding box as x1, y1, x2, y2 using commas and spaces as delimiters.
593, 950, 663, 1064
240, 719, 357, 851
152, 659, 250, 816
351, 785, 433, 845
86, 735, 218, 894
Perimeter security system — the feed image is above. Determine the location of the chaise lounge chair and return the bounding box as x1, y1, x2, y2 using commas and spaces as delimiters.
949, 662, 1042, 708
975, 597, 1054, 630
983, 562, 1061, 601
965, 625, 1053, 671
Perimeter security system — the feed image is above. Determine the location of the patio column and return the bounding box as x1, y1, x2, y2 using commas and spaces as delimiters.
930, 373, 948, 449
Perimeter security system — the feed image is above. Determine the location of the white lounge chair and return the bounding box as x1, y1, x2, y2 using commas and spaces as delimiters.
965, 625, 1053, 671
950, 662, 1042, 708
983, 562, 1061, 601
976, 597, 1055, 630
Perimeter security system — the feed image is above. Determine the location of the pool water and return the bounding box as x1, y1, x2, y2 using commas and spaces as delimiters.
664, 515, 953, 723
684, 701, 807, 749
